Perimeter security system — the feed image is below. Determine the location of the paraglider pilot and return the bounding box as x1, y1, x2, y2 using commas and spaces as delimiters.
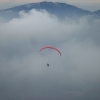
47, 63, 49, 67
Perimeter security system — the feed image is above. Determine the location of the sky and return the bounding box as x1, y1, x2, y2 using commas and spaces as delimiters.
0, 1, 100, 100
0, 0, 100, 11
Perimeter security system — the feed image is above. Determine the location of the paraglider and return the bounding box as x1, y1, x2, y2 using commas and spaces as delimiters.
39, 46, 61, 66
39, 46, 61, 56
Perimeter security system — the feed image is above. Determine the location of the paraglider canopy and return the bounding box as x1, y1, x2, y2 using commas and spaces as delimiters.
39, 46, 61, 56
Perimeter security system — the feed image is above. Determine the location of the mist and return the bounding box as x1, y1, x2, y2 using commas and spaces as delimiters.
0, 9, 100, 100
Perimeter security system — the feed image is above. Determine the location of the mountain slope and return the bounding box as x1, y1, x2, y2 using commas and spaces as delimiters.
0, 2, 93, 19
93, 10, 100, 16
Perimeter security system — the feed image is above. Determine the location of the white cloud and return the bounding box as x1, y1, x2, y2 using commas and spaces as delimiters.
0, 9, 100, 100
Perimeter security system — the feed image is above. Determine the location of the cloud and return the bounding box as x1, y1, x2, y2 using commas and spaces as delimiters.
0, 9, 100, 100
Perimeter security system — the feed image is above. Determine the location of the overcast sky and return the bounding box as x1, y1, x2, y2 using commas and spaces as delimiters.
0, 6, 100, 100
0, 0, 100, 11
